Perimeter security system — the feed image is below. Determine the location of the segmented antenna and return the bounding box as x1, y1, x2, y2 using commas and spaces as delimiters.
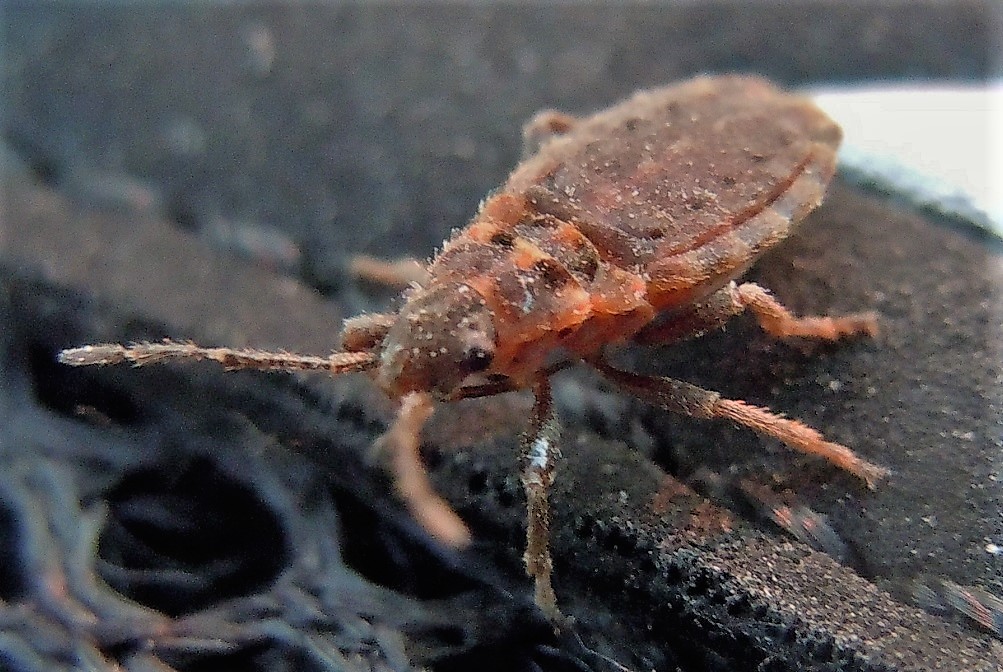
58, 340, 377, 375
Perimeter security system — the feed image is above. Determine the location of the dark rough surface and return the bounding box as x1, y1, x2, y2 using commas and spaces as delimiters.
2, 3, 1002, 671
636, 181, 1003, 596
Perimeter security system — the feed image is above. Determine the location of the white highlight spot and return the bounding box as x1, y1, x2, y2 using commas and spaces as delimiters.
813, 82, 1003, 232
529, 436, 551, 472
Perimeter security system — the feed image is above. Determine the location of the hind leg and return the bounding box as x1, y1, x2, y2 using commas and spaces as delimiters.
521, 110, 578, 157
592, 356, 889, 488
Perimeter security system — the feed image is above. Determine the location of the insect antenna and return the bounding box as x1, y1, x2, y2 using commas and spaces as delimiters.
58, 339, 378, 375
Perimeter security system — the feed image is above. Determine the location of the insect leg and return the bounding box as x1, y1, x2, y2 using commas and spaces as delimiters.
637, 281, 877, 347
340, 312, 395, 353
734, 282, 879, 340
521, 110, 578, 157
633, 283, 749, 346
348, 254, 429, 289
373, 391, 472, 548
521, 377, 563, 621
59, 339, 376, 374
592, 357, 889, 488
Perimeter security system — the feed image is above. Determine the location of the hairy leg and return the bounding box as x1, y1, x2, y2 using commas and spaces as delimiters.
59, 341, 472, 546
592, 356, 889, 488
734, 282, 878, 339
521, 377, 562, 621
634, 281, 878, 347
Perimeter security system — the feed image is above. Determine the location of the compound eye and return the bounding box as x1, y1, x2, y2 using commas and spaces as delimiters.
462, 346, 493, 372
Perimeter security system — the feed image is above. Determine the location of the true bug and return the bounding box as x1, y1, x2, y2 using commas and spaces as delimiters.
60, 75, 887, 621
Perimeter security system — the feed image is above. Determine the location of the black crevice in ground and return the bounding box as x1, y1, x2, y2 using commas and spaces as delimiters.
97, 457, 289, 617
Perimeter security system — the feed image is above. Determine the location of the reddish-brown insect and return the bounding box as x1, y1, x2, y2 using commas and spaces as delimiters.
60, 75, 887, 621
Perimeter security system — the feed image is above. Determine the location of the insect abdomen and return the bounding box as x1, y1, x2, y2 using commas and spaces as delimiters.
506, 76, 840, 311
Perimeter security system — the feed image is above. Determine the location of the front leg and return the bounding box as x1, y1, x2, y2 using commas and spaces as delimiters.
521, 378, 562, 621
374, 392, 472, 548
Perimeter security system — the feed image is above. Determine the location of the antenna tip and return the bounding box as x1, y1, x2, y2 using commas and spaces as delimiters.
57, 344, 127, 366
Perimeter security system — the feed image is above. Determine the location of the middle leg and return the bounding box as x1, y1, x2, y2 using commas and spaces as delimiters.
634, 281, 878, 347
